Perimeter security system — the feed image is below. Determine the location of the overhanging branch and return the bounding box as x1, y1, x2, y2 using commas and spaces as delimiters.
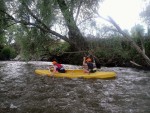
0, 9, 70, 43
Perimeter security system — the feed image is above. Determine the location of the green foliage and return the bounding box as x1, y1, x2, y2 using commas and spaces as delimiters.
14, 25, 57, 60
86, 33, 150, 66
0, 46, 17, 60
38, 0, 55, 25
0, 0, 8, 45
0, 0, 7, 30
0, 35, 5, 44
49, 41, 70, 55
145, 38, 150, 56
1, 47, 11, 58
1, 0, 149, 67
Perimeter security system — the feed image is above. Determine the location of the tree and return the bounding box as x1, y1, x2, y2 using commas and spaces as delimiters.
0, 0, 102, 51
56, 0, 88, 50
131, 24, 145, 53
94, 9, 150, 66
107, 17, 150, 66
0, 0, 8, 45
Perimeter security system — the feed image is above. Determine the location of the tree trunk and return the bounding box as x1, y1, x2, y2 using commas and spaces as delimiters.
57, 0, 89, 51
108, 17, 150, 66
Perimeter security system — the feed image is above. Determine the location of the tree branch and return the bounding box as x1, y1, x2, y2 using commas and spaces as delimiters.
107, 16, 150, 65
23, 3, 70, 42
93, 9, 150, 66
0, 9, 70, 43
75, 0, 83, 22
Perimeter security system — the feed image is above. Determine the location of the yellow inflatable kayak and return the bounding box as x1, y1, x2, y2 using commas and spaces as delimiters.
35, 69, 116, 79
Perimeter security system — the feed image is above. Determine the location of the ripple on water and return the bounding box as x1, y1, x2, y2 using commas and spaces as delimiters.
0, 61, 150, 113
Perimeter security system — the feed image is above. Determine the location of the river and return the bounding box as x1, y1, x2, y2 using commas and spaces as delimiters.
0, 61, 150, 113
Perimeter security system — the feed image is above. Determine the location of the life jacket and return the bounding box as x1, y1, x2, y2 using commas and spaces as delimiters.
55, 64, 63, 69
55, 64, 65, 73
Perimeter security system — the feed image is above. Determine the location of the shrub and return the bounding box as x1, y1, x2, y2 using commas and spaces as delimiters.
0, 46, 17, 60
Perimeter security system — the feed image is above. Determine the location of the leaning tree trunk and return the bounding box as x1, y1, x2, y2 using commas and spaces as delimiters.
57, 0, 89, 51
108, 17, 150, 66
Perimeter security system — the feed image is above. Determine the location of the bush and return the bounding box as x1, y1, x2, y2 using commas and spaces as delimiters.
0, 46, 17, 60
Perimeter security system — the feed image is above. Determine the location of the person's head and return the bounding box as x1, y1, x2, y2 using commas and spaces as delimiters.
86, 57, 92, 62
52, 60, 58, 65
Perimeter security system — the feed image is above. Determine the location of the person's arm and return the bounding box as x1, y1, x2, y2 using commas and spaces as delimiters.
53, 65, 57, 73
83, 57, 86, 65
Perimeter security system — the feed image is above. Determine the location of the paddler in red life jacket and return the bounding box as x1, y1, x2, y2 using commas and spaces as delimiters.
83, 56, 96, 73
51, 60, 66, 73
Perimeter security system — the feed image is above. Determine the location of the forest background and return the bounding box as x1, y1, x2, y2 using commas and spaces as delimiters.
1, 0, 150, 68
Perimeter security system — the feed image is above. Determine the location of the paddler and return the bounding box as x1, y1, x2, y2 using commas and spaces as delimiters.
83, 56, 96, 73
50, 59, 66, 73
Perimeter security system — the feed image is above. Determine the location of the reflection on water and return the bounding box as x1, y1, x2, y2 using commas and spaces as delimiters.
0, 61, 150, 113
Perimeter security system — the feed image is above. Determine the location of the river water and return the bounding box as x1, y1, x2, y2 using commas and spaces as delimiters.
0, 61, 150, 113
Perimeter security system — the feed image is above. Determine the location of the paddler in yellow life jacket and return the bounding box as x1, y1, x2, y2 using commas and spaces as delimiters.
50, 60, 66, 73
83, 56, 97, 73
